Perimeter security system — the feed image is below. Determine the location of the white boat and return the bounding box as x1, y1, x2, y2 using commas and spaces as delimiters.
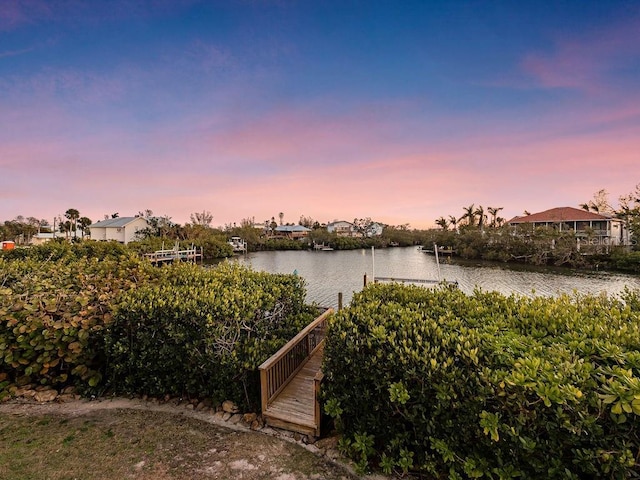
228, 236, 247, 253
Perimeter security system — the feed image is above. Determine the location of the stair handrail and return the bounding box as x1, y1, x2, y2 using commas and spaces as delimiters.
259, 308, 333, 413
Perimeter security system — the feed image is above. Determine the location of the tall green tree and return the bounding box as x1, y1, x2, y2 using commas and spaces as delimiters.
462, 204, 476, 227
487, 206, 504, 228
78, 217, 92, 238
617, 184, 640, 249
435, 217, 449, 230
448, 215, 458, 232
474, 205, 486, 230
580, 189, 613, 214
65, 208, 80, 239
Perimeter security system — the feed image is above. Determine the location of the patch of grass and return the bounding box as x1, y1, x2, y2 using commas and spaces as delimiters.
0, 409, 357, 480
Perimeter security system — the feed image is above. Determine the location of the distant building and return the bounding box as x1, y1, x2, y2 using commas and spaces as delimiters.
327, 220, 384, 237
30, 232, 57, 246
327, 221, 357, 237
274, 225, 311, 240
507, 207, 628, 246
88, 217, 149, 244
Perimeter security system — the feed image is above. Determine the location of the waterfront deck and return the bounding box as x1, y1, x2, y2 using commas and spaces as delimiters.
144, 247, 203, 265
259, 309, 332, 437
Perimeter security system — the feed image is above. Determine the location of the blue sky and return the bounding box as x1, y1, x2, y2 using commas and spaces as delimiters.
1, 0, 639, 228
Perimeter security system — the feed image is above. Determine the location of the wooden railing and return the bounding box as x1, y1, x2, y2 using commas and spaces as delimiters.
143, 247, 202, 264
259, 308, 333, 414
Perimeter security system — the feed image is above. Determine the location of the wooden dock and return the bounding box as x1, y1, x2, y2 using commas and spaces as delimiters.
144, 247, 203, 265
259, 309, 332, 437
375, 276, 441, 284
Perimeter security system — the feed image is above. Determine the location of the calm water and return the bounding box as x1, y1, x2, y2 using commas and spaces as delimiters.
233, 247, 640, 309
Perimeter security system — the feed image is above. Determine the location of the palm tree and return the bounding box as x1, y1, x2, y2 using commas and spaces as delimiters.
78, 217, 92, 238
474, 205, 486, 230
435, 217, 449, 230
59, 219, 71, 240
487, 206, 504, 228
462, 204, 475, 227
448, 215, 458, 232
65, 208, 80, 239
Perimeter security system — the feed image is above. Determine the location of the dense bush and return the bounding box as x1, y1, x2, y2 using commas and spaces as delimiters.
104, 262, 315, 409
419, 227, 640, 271
610, 250, 640, 273
322, 283, 640, 478
0, 251, 157, 397
1, 245, 314, 409
0, 238, 131, 262
259, 238, 307, 250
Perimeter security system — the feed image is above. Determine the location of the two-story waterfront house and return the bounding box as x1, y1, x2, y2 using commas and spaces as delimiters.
507, 207, 629, 246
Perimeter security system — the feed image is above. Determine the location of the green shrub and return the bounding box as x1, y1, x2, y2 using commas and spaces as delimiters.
0, 254, 157, 397
104, 262, 315, 409
323, 283, 640, 478
610, 251, 640, 273
260, 238, 306, 250
1, 251, 314, 409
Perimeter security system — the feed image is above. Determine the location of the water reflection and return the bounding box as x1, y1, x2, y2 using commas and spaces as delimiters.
233, 247, 640, 309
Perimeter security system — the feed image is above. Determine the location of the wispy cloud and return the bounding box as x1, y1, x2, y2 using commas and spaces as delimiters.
521, 15, 640, 94
0, 46, 34, 58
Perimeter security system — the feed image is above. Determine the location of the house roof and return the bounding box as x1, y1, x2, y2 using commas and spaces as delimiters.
275, 225, 311, 232
327, 221, 354, 227
89, 217, 146, 228
507, 207, 612, 224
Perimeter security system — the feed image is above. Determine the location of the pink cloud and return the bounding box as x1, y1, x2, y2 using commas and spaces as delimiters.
521, 16, 640, 93
2, 77, 638, 229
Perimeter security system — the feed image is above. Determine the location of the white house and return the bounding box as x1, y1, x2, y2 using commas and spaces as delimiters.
327, 221, 357, 237
88, 217, 149, 244
30, 232, 57, 245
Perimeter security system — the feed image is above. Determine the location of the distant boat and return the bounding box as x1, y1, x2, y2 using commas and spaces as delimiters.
228, 236, 247, 253
418, 245, 455, 256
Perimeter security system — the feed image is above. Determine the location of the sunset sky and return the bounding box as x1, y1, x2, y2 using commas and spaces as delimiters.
1, 0, 639, 229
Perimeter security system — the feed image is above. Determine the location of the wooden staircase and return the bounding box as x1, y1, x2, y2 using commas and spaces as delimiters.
258, 309, 332, 437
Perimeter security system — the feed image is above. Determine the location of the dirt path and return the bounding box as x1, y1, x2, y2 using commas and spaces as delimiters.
0, 397, 390, 480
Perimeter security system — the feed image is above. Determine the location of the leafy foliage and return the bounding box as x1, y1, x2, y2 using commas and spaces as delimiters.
0, 246, 157, 397
323, 283, 640, 478
105, 262, 314, 409
1, 244, 313, 410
